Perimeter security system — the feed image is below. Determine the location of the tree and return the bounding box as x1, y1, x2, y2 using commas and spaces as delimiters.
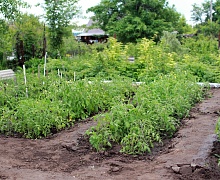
87, 0, 186, 43
191, 3, 204, 23
0, 0, 29, 68
0, 0, 27, 20
191, 0, 220, 24
0, 19, 14, 62
43, 0, 79, 57
13, 14, 45, 65
212, 0, 220, 22
191, 0, 220, 37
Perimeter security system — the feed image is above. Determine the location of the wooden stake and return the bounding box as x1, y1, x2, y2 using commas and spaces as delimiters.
23, 65, 28, 98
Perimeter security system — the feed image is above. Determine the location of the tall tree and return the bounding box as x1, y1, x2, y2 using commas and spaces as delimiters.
191, 3, 204, 23
0, 0, 27, 57
13, 13, 44, 65
0, 0, 27, 20
212, 0, 220, 22
0, 19, 14, 62
191, 0, 220, 37
191, 0, 220, 24
43, 0, 79, 57
88, 0, 185, 43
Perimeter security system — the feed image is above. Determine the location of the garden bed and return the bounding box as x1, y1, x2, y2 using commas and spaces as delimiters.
0, 88, 220, 180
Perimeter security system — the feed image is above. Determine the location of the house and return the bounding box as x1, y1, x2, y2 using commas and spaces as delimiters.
76, 19, 108, 44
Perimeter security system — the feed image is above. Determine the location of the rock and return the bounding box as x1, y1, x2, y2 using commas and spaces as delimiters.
111, 167, 120, 172
172, 166, 180, 174
70, 146, 78, 151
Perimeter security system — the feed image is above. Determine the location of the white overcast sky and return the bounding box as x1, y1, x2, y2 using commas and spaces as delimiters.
23, 0, 206, 25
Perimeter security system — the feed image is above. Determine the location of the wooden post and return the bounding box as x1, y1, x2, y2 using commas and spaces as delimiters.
44, 52, 47, 77
23, 65, 28, 98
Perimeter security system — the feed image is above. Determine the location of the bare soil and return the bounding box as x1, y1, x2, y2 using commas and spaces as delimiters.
1, 89, 220, 180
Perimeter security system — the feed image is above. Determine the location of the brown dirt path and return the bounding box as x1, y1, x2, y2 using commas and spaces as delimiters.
0, 89, 220, 180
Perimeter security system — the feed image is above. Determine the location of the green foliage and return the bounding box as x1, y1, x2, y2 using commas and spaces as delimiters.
64, 37, 178, 81
0, 73, 135, 138
0, 98, 69, 138
0, 19, 14, 68
160, 31, 187, 54
88, 0, 187, 43
191, 0, 220, 24
198, 21, 220, 37
0, 20, 12, 53
24, 58, 44, 71
14, 14, 45, 62
182, 34, 218, 55
191, 0, 220, 37
63, 38, 96, 57
40, 36, 220, 83
135, 38, 176, 81
43, 0, 79, 57
0, 0, 27, 20
86, 73, 204, 154
180, 58, 219, 82
180, 34, 220, 82
191, 2, 205, 24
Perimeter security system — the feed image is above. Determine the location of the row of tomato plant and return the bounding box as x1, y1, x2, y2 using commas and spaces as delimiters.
86, 73, 206, 154
0, 74, 136, 138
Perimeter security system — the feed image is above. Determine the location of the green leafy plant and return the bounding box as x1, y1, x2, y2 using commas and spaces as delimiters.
86, 72, 205, 154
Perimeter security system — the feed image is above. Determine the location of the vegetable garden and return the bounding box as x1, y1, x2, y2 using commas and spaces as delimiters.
1, 35, 220, 155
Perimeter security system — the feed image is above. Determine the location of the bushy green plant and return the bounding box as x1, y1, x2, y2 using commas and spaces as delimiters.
0, 72, 136, 138
160, 31, 188, 54
179, 54, 220, 82
0, 98, 69, 138
86, 73, 205, 154
182, 34, 218, 55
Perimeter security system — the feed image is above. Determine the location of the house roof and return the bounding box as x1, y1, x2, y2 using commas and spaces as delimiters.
87, 28, 105, 34
77, 19, 107, 37
77, 29, 106, 37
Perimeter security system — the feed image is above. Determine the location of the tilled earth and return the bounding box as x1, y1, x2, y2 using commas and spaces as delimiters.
0, 89, 220, 180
